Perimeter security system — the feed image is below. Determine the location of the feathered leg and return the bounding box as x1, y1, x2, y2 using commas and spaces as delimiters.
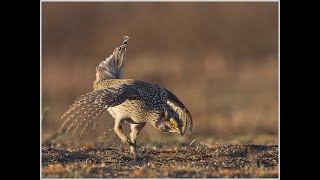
114, 118, 135, 146
130, 122, 146, 154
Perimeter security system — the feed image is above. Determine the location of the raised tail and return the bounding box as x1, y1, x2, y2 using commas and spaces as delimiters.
96, 36, 129, 81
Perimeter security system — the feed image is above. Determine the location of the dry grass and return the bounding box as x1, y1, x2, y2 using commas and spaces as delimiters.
41, 3, 278, 178
42, 3, 278, 140
42, 144, 278, 178
42, 55, 278, 144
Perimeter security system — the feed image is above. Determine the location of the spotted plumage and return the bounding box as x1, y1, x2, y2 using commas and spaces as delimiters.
61, 36, 192, 154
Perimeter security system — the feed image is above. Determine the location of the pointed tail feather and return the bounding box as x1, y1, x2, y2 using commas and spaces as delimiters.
97, 36, 129, 80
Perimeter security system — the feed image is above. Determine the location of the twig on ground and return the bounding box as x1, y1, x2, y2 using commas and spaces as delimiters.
187, 139, 196, 148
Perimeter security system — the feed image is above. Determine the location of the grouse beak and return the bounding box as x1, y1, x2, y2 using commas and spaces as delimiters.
179, 127, 183, 136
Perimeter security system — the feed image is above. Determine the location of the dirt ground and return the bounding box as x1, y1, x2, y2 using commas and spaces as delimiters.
41, 3, 278, 178
42, 144, 278, 178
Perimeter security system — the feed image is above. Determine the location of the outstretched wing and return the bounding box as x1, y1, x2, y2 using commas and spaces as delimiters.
98, 36, 129, 79
61, 84, 139, 136
164, 88, 193, 135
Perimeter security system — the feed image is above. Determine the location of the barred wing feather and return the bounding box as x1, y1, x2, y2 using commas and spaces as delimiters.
61, 84, 139, 136
164, 88, 193, 135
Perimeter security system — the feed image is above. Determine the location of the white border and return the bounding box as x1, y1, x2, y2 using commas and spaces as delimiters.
42, 0, 279, 2
277, 0, 280, 179
40, 1, 43, 179
40, 1, 280, 179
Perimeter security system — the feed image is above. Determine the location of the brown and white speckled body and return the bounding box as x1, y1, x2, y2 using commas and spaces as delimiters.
93, 79, 168, 127
61, 36, 192, 154
62, 78, 192, 154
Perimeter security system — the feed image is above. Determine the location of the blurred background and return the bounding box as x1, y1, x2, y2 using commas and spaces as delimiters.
42, 2, 278, 147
